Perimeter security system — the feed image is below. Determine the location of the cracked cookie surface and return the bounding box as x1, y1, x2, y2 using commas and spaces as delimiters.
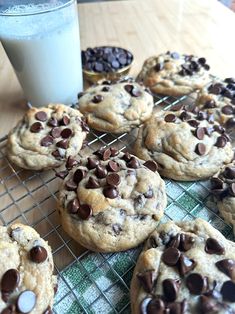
211, 161, 235, 235
77, 78, 154, 133
0, 223, 56, 314
7, 104, 88, 171
136, 51, 211, 96
196, 78, 235, 130
131, 219, 235, 314
58, 148, 167, 252
134, 109, 233, 181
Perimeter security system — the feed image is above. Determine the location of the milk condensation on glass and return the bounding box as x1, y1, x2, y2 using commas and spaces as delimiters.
0, 1, 83, 107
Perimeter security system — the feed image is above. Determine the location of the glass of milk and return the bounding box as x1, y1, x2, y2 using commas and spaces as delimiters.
0, 0, 83, 107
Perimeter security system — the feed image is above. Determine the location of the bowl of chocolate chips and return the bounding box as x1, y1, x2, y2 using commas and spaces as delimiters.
82, 46, 134, 83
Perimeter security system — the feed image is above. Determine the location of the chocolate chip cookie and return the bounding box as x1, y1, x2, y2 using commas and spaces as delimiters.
211, 161, 235, 235
58, 148, 167, 252
134, 109, 233, 181
131, 219, 235, 314
77, 78, 154, 133
0, 223, 56, 314
196, 78, 235, 130
7, 104, 89, 170
136, 51, 211, 96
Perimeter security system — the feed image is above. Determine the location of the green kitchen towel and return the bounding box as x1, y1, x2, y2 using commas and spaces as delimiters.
53, 179, 234, 314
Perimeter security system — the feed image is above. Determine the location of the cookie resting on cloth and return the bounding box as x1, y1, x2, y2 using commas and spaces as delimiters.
131, 219, 235, 314
0, 223, 56, 314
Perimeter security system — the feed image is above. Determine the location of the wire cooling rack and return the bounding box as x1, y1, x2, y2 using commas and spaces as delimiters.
0, 93, 234, 314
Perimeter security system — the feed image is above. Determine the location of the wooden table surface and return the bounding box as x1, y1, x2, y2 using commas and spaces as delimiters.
0, 0, 235, 138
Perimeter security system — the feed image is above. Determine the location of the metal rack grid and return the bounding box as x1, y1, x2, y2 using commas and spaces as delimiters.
0, 93, 234, 314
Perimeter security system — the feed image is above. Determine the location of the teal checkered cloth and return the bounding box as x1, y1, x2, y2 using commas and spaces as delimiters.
53, 179, 234, 313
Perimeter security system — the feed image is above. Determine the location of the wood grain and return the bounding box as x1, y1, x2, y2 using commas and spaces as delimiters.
0, 0, 235, 137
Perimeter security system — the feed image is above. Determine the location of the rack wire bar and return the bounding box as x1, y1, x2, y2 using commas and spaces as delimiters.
0, 93, 233, 314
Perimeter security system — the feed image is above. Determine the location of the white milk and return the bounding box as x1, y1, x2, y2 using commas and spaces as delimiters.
0, 1, 83, 107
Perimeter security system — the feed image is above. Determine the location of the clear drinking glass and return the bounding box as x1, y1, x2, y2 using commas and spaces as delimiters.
0, 0, 83, 107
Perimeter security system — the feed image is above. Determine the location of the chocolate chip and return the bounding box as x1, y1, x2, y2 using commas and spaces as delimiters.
179, 111, 190, 121
122, 152, 131, 161
215, 136, 227, 148
77, 92, 84, 99
41, 135, 54, 147
208, 84, 222, 95
112, 224, 122, 235
143, 160, 158, 172
164, 114, 176, 123
221, 281, 235, 302
163, 278, 181, 302
110, 148, 118, 157
215, 259, 235, 279
47, 117, 58, 127
103, 186, 119, 199
73, 169, 87, 183
178, 254, 196, 276
204, 99, 216, 109
194, 127, 205, 140
50, 127, 61, 138
131, 88, 142, 97
78, 204, 92, 220
16, 290, 36, 313
66, 156, 78, 170
102, 148, 112, 161
213, 125, 225, 134
61, 128, 72, 139
30, 122, 43, 133
137, 270, 155, 293
43, 306, 53, 314
167, 234, 181, 249
1, 305, 14, 314
166, 301, 184, 314
147, 298, 165, 314
56, 139, 69, 149
107, 160, 119, 172
92, 95, 103, 103
51, 150, 62, 159
102, 86, 110, 92
1, 269, 19, 292
223, 166, 235, 179
225, 77, 235, 84
65, 179, 77, 191
155, 63, 163, 71
86, 177, 100, 189
198, 57, 206, 65
95, 165, 108, 178
197, 111, 207, 120
188, 120, 199, 128
30, 246, 47, 263
195, 143, 206, 155
199, 295, 221, 314
210, 177, 224, 191
60, 115, 70, 126
222, 105, 234, 115
87, 157, 99, 169
68, 198, 80, 214
179, 234, 195, 251
124, 84, 133, 93
226, 117, 235, 129
186, 273, 208, 295
35, 111, 47, 121
140, 297, 152, 314
144, 188, 154, 198
127, 156, 140, 169
106, 173, 120, 187
2, 291, 10, 303
162, 247, 181, 266
205, 238, 225, 255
